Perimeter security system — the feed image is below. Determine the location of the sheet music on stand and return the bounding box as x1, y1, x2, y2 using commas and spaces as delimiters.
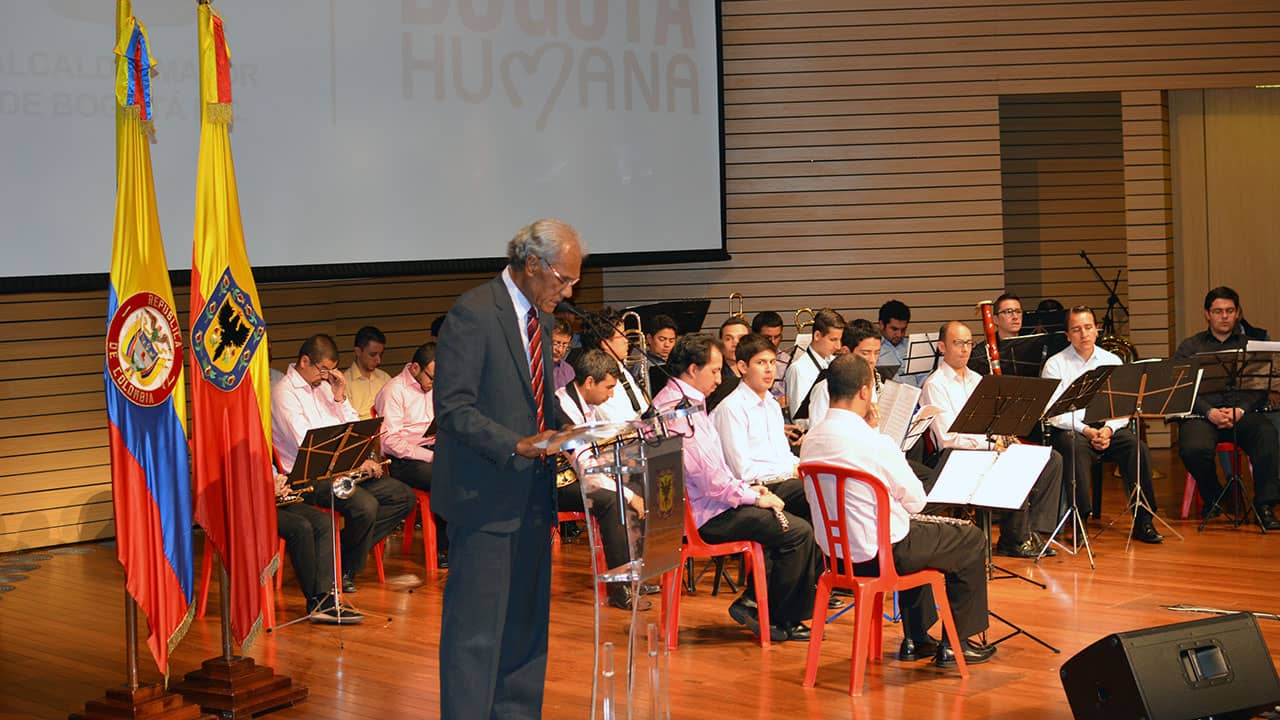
1083, 358, 1201, 424
288, 417, 384, 486
903, 331, 941, 376
1193, 346, 1280, 397
927, 444, 1051, 509
877, 380, 939, 451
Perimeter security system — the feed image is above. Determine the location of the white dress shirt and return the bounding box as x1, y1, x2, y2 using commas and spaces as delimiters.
271, 364, 359, 473
807, 375, 880, 428
784, 347, 830, 418
594, 362, 644, 424
799, 408, 926, 563
375, 364, 433, 463
710, 382, 797, 484
555, 383, 635, 500
920, 363, 989, 450
1042, 345, 1128, 434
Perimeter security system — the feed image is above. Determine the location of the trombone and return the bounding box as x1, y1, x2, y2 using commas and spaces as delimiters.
728, 292, 745, 319
620, 310, 652, 404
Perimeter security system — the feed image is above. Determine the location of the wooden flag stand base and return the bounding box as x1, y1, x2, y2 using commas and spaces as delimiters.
173, 556, 307, 719
69, 591, 216, 720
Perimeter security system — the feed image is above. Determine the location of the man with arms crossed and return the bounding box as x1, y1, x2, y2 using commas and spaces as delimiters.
801, 354, 996, 666
1042, 306, 1163, 543
433, 219, 579, 720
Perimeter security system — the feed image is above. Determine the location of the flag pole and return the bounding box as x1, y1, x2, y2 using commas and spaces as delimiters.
124, 591, 140, 691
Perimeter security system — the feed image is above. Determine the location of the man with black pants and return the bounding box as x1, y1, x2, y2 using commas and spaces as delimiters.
273, 473, 356, 623
1174, 286, 1280, 528
433, 219, 578, 720
801, 353, 995, 667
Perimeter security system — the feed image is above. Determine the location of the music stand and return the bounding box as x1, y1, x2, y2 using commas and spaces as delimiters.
273, 418, 384, 637
1190, 349, 1280, 531
1039, 365, 1117, 567
970, 333, 1070, 377
1084, 359, 1200, 549
944, 374, 1061, 653
902, 331, 941, 378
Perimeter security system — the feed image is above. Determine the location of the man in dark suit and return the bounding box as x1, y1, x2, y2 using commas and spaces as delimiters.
433, 218, 582, 720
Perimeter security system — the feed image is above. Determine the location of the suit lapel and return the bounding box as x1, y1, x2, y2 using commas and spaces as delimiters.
491, 277, 534, 398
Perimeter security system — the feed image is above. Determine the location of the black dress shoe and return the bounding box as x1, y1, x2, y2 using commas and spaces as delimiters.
341, 573, 358, 593
1255, 505, 1280, 530
934, 638, 996, 667
828, 596, 846, 610
995, 539, 1041, 558
1131, 524, 1164, 544
607, 586, 652, 611
638, 583, 662, 595
781, 623, 811, 641
436, 552, 449, 570
897, 634, 940, 661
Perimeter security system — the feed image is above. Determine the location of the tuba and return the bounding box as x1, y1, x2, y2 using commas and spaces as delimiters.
1098, 334, 1138, 363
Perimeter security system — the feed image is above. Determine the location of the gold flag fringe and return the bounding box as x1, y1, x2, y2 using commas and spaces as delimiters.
120, 104, 157, 141
205, 102, 233, 125
162, 602, 198, 688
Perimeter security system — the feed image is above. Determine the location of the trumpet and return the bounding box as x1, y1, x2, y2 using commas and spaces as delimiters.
330, 459, 391, 499
276, 485, 314, 507
728, 292, 745, 319
552, 428, 646, 489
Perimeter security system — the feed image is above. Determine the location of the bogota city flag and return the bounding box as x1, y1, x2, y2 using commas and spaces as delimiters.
188, 2, 278, 650
105, 3, 194, 676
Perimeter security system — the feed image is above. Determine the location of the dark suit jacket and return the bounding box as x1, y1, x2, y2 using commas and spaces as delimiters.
433, 274, 568, 532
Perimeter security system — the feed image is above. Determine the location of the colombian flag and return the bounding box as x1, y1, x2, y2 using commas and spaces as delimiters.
104, 2, 194, 676
188, 3, 278, 650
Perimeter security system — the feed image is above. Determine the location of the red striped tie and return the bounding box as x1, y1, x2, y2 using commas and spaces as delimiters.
526, 308, 546, 431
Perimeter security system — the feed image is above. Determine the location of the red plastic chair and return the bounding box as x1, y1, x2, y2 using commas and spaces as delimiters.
798, 463, 969, 695
553, 511, 608, 605
315, 505, 387, 584
197, 537, 283, 629
400, 489, 440, 574
1181, 442, 1251, 519
659, 501, 770, 650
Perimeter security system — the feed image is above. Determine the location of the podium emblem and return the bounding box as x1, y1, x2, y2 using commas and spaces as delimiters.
656, 468, 676, 515
106, 291, 184, 407
191, 268, 266, 391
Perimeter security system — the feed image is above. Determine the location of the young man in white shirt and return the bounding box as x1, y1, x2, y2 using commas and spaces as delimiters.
751, 310, 789, 403
785, 308, 846, 423
1042, 307, 1162, 543
374, 341, 448, 568
801, 353, 995, 667
807, 321, 881, 429
555, 349, 652, 610
920, 321, 1062, 558
581, 309, 647, 423
344, 325, 392, 420
706, 316, 750, 412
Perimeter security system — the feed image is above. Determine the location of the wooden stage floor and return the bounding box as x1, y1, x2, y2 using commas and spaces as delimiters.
4, 450, 1279, 719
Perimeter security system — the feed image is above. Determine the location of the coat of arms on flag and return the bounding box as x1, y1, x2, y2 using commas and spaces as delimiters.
191, 267, 266, 391
106, 291, 184, 407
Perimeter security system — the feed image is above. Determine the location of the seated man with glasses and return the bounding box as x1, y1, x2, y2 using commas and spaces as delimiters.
1043, 307, 1162, 543
920, 321, 1063, 558
272, 333, 415, 592
992, 292, 1026, 341
551, 317, 576, 392
1173, 286, 1280, 529
581, 308, 648, 423
375, 341, 451, 567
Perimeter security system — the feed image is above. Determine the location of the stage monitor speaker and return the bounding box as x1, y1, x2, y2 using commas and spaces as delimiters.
1060, 613, 1280, 720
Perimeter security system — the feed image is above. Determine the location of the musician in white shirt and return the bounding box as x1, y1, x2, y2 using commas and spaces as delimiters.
807, 321, 881, 429
800, 353, 995, 667
784, 308, 845, 423
554, 349, 651, 610
920, 321, 1062, 558
581, 310, 647, 423
1042, 306, 1162, 544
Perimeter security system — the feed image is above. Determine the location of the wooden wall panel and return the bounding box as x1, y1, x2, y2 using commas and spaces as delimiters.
999, 93, 1128, 316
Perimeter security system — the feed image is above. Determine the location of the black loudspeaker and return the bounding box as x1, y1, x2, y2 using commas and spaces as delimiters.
1061, 613, 1280, 720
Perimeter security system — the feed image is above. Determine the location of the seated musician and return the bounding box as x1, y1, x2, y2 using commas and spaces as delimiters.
750, 310, 788, 403
1042, 307, 1163, 543
272, 333, 415, 592
877, 299, 926, 387
992, 292, 1025, 341
705, 316, 750, 412
807, 321, 880, 428
920, 321, 1063, 558
551, 317, 576, 392
800, 354, 997, 667
272, 472, 357, 623
784, 308, 846, 424
374, 341, 450, 568
654, 334, 822, 642
344, 325, 391, 420
644, 313, 679, 396
581, 308, 647, 423
1173, 286, 1280, 528
554, 349, 652, 610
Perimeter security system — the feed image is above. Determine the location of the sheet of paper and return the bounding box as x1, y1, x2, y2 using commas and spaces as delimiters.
969, 443, 1050, 509
901, 405, 941, 451
878, 380, 921, 447
927, 450, 998, 505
